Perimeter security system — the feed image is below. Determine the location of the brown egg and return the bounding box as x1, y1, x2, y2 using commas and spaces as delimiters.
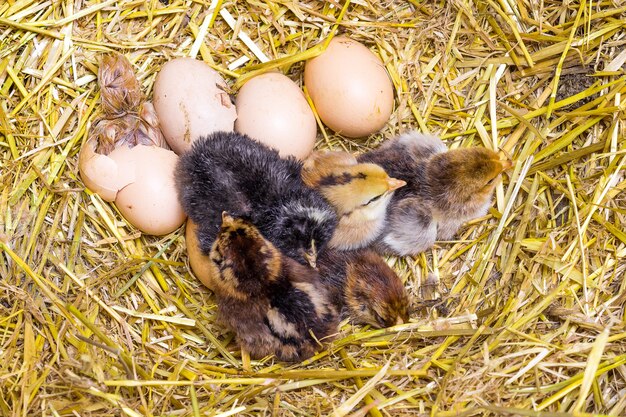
304, 37, 394, 138
153, 58, 237, 154
111, 145, 186, 235
185, 220, 216, 290
235, 72, 317, 160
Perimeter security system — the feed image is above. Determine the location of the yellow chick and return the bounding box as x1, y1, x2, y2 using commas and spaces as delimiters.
302, 150, 406, 250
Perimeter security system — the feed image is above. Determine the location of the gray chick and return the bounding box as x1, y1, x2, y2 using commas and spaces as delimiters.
359, 131, 512, 256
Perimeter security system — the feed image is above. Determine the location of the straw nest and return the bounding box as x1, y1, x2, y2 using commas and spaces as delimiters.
1, 1, 625, 416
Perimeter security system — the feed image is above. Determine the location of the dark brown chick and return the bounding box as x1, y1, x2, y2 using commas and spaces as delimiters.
207, 213, 339, 362
302, 150, 406, 250
359, 131, 512, 256
317, 249, 409, 328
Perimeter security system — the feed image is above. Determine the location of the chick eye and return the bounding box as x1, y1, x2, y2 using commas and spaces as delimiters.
485, 177, 497, 187
373, 312, 387, 328
364, 194, 383, 206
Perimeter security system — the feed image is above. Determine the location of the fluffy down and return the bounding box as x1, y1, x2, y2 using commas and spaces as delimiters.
359, 131, 512, 256
302, 150, 405, 250
317, 248, 409, 327
175, 131, 337, 266
208, 214, 339, 362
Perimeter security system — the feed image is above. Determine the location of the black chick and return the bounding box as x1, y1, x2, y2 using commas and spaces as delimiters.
359, 131, 512, 256
317, 248, 410, 328
175, 131, 337, 267
208, 213, 339, 362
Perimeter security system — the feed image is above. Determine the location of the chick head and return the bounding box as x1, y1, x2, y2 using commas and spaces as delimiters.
273, 199, 337, 268
302, 151, 406, 218
344, 253, 410, 328
427, 147, 512, 215
209, 212, 281, 298
302, 150, 358, 184
98, 53, 143, 117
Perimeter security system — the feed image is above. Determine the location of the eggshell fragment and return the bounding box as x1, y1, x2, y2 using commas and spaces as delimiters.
112, 145, 186, 235
78, 138, 135, 202
235, 72, 317, 160
154, 58, 237, 154
185, 220, 216, 291
304, 36, 394, 138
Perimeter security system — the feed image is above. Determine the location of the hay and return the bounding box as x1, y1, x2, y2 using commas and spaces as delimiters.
1, 0, 625, 416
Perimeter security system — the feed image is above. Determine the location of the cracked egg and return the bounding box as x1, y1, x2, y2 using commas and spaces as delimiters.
153, 58, 237, 154
79, 140, 186, 235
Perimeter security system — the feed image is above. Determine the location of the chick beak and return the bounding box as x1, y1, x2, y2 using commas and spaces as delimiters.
499, 158, 514, 173
303, 240, 317, 268
387, 178, 407, 191
497, 149, 514, 173
395, 316, 405, 326
221, 211, 233, 223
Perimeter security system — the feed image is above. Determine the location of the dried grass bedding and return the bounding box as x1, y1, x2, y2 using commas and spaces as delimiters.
1, 1, 625, 416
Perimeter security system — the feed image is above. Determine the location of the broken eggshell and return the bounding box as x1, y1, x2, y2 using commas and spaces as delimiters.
79, 142, 186, 235
114, 145, 186, 235
78, 137, 134, 202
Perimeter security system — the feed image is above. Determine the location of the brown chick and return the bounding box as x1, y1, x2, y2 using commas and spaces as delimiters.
98, 53, 144, 117
92, 53, 168, 154
90, 102, 168, 154
207, 212, 339, 362
302, 150, 406, 250
359, 131, 512, 256
317, 249, 410, 328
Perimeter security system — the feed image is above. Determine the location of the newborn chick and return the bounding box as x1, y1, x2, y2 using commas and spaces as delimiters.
176, 132, 337, 267
302, 150, 405, 250
359, 132, 512, 255
93, 53, 168, 154
209, 213, 339, 362
317, 248, 410, 327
